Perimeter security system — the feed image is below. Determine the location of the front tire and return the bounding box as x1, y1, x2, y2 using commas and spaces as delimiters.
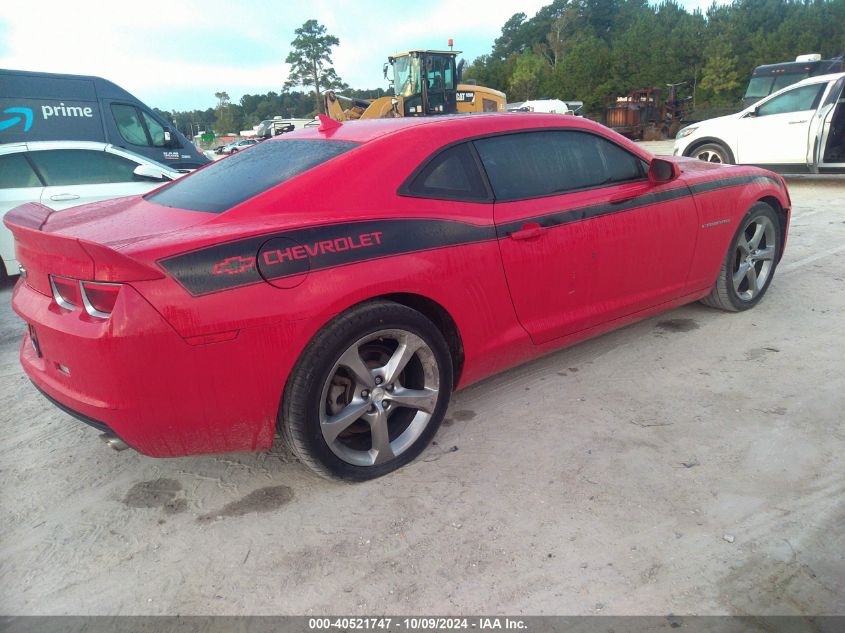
701, 202, 781, 312
281, 300, 453, 481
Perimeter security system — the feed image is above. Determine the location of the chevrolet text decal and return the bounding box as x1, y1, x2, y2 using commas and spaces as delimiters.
159, 175, 781, 297
261, 231, 383, 267
159, 220, 494, 296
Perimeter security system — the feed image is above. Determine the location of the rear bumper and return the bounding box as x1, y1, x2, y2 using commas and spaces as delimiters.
12, 280, 285, 457
32, 382, 114, 434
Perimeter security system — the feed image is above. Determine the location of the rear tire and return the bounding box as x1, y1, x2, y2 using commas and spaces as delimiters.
280, 300, 453, 481
701, 202, 781, 312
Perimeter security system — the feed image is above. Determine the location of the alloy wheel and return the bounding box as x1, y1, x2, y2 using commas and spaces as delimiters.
732, 214, 776, 301
319, 329, 440, 467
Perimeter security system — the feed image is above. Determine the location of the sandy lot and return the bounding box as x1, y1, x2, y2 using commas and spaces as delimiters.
0, 159, 843, 616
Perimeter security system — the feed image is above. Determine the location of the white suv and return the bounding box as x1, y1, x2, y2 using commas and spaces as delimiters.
0, 141, 183, 280
674, 72, 845, 174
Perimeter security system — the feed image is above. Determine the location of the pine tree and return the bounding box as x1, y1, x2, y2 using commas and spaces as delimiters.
284, 20, 347, 114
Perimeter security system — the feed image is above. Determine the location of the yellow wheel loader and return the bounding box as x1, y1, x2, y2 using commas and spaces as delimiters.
325, 50, 506, 121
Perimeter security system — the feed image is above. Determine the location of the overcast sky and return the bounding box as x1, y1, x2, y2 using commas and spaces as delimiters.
1, 0, 729, 112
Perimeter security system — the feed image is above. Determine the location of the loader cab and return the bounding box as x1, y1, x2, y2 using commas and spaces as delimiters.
389, 51, 458, 117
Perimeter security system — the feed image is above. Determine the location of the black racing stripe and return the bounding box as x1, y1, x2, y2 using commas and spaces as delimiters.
688, 174, 781, 195
159, 218, 497, 296
496, 174, 781, 237
496, 183, 693, 236
159, 174, 781, 297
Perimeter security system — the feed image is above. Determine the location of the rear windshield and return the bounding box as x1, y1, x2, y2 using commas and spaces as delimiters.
146, 139, 359, 213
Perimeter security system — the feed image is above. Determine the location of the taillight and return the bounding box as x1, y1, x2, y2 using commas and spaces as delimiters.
49, 275, 122, 318
50, 276, 83, 309
81, 281, 121, 317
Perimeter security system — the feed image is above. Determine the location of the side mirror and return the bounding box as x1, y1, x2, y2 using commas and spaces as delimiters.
383, 62, 389, 80
133, 164, 170, 182
648, 158, 679, 184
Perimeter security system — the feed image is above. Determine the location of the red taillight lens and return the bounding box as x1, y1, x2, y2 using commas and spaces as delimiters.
49, 275, 122, 318
51, 276, 82, 309
81, 281, 121, 317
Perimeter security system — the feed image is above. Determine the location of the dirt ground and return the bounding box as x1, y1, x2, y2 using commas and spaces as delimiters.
1, 153, 843, 616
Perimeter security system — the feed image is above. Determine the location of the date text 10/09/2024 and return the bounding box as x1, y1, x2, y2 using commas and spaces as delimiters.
308, 618, 528, 630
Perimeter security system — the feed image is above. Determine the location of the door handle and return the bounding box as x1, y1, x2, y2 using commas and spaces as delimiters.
788, 120, 807, 124
510, 222, 545, 240
49, 193, 80, 202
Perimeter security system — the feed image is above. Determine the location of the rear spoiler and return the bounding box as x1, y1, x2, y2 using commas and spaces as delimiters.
3, 203, 164, 289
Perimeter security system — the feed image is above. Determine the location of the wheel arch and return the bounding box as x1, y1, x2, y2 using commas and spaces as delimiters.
685, 137, 736, 164
758, 195, 789, 263
282, 290, 466, 406
377, 292, 465, 388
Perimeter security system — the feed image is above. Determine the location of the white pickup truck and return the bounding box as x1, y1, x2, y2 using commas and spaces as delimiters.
674, 72, 845, 174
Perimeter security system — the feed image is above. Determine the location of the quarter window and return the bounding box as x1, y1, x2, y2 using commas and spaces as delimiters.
756, 84, 826, 117
404, 143, 490, 201
474, 130, 646, 201
0, 154, 42, 189
27, 150, 140, 186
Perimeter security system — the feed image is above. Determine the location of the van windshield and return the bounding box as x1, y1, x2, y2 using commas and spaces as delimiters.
146, 139, 359, 213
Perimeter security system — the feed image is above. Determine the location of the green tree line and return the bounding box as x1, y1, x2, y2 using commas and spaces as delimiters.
465, 0, 845, 111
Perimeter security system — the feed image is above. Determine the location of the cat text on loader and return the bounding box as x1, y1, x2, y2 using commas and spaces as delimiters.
324, 49, 506, 121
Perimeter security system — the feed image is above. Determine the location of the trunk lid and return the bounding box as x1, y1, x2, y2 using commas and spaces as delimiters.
3, 196, 209, 295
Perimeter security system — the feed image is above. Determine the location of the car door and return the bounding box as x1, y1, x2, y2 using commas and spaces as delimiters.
0, 152, 45, 275
475, 130, 699, 345
814, 77, 845, 169
27, 148, 159, 211
736, 82, 828, 165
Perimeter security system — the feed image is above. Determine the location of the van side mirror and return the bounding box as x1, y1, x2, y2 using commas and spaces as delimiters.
133, 164, 170, 182
648, 158, 679, 184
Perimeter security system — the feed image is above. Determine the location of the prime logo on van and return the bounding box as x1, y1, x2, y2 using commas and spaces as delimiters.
0, 102, 93, 135
41, 102, 95, 120
0, 97, 102, 142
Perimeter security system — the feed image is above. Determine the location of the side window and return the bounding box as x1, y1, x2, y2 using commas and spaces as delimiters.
757, 84, 826, 117
111, 104, 150, 146
141, 111, 167, 147
821, 78, 845, 108
0, 154, 42, 189
745, 76, 774, 100
404, 143, 490, 201
474, 130, 646, 201
27, 150, 139, 186
771, 72, 808, 92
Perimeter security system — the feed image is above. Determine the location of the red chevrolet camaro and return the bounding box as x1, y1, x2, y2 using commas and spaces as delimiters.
5, 113, 790, 480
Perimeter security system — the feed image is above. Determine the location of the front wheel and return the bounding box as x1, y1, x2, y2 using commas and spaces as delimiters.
701, 202, 781, 312
281, 301, 453, 481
